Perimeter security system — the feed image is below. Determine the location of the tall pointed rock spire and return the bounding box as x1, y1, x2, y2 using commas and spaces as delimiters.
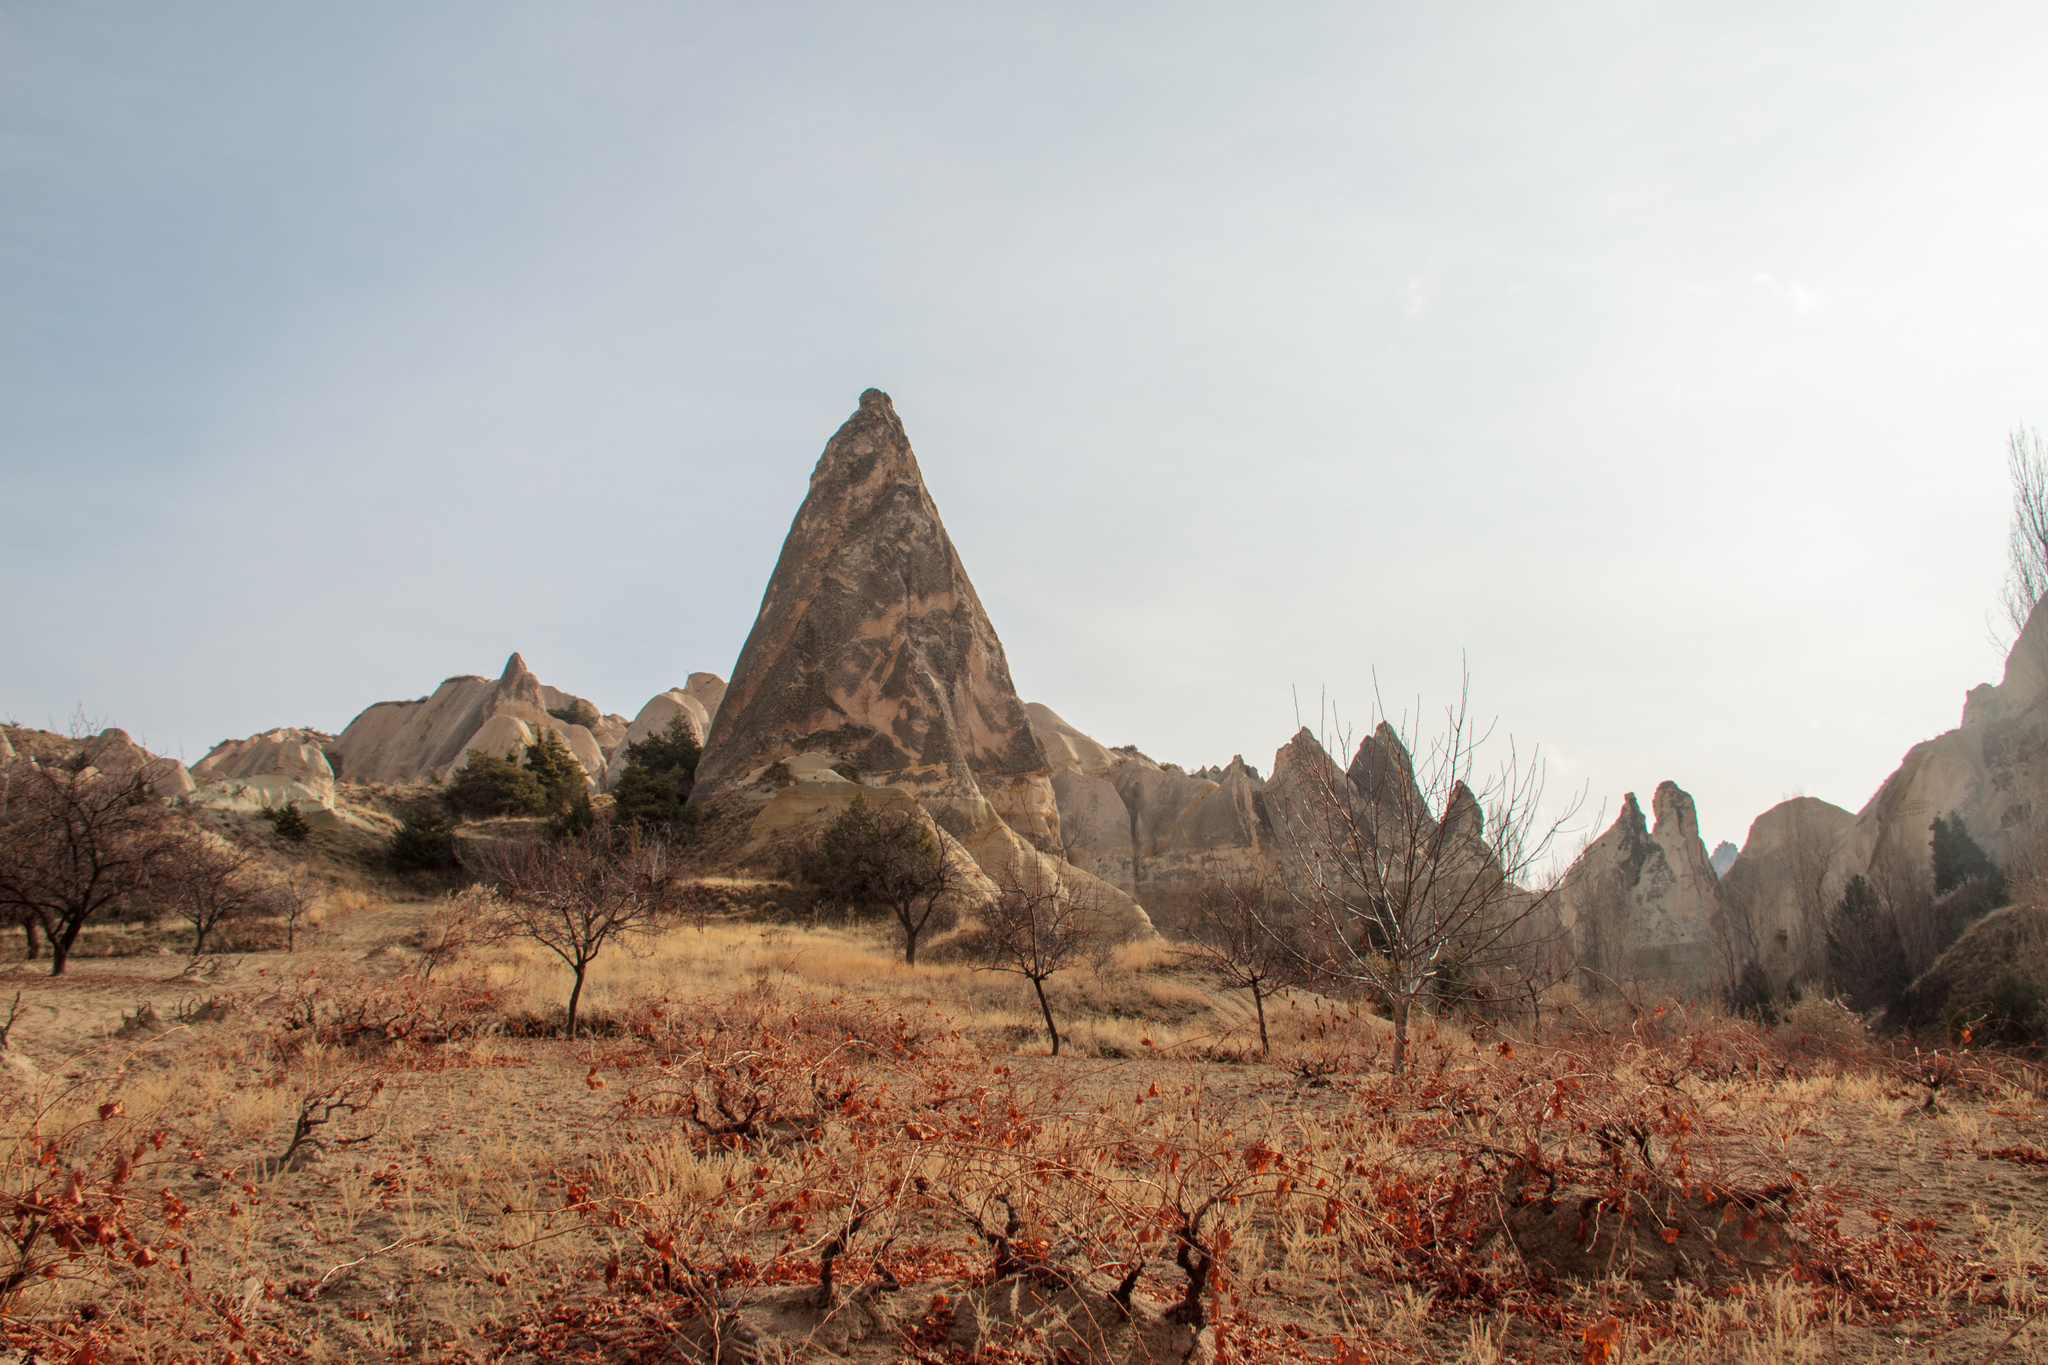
694, 389, 1058, 842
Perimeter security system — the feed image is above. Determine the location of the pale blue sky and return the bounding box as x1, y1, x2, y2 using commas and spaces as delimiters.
5, 3, 2047, 855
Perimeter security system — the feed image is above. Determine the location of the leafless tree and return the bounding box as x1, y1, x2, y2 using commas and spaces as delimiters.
477, 829, 671, 1038
0, 761, 178, 976
270, 872, 315, 953
976, 862, 1105, 1058
1998, 424, 2048, 649
413, 885, 492, 981
1172, 874, 1306, 1055
1272, 670, 1582, 1073
161, 828, 268, 956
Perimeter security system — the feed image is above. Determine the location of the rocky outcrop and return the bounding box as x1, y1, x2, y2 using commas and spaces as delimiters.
1555, 782, 1725, 994
1717, 798, 1857, 987
693, 390, 1058, 844
76, 729, 195, 799
188, 727, 340, 818
328, 652, 605, 787
1710, 841, 1739, 878
1825, 596, 2048, 901
599, 682, 725, 791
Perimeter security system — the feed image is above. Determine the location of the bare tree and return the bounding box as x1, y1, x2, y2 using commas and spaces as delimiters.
1172, 874, 1306, 1055
976, 862, 1104, 1057
1272, 671, 1581, 1073
804, 794, 963, 966
413, 885, 491, 981
161, 829, 267, 956
478, 829, 670, 1038
0, 762, 177, 976
270, 872, 315, 953
1998, 424, 2048, 649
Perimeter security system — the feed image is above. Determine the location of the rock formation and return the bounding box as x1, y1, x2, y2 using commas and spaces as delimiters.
328, 652, 606, 787
599, 677, 728, 791
1716, 797, 1857, 987
1709, 841, 1739, 878
1825, 595, 2048, 898
1555, 782, 1725, 994
75, 729, 195, 799
693, 390, 1058, 844
187, 727, 347, 824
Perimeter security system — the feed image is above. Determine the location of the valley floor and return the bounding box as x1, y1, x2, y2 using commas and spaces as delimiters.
5, 899, 2048, 1364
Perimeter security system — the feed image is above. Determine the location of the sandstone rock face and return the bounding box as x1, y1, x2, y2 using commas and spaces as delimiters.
1717, 798, 1857, 987
78, 729, 195, 799
1027, 703, 1117, 777
693, 390, 1057, 844
600, 687, 718, 791
1825, 596, 2048, 899
684, 673, 727, 725
188, 727, 338, 814
1555, 782, 1725, 994
1710, 841, 1739, 878
329, 652, 603, 787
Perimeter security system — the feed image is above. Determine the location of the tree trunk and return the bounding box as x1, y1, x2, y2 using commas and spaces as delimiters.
21, 917, 40, 961
192, 922, 210, 957
898, 903, 920, 966
1032, 978, 1061, 1057
1253, 983, 1270, 1055
1389, 995, 1410, 1074
566, 964, 587, 1039
48, 922, 76, 978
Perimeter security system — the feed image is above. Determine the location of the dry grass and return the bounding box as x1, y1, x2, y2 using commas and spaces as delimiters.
5, 900, 2048, 1364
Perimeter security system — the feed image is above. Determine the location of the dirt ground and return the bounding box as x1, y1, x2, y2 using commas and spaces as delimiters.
5, 892, 2048, 1365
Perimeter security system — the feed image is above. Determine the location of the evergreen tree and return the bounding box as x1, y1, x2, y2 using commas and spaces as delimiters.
445, 751, 546, 816
1826, 874, 1911, 1012
1932, 813, 2000, 895
389, 805, 461, 871
525, 730, 588, 809
262, 801, 313, 843
610, 716, 703, 832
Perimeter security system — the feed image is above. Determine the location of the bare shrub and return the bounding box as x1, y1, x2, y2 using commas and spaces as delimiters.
975, 862, 1105, 1057
477, 828, 672, 1038
1172, 873, 1307, 1054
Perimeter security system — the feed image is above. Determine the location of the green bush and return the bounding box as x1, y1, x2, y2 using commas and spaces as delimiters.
1723, 961, 1779, 1026
262, 801, 312, 843
1978, 972, 2046, 1046
445, 750, 546, 816
525, 730, 588, 808
1826, 874, 1911, 1012
611, 716, 702, 832
389, 805, 461, 872
547, 699, 601, 730
1932, 875, 2009, 958
1932, 813, 2001, 895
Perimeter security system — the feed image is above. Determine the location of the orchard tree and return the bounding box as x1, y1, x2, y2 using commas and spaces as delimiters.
0, 762, 178, 976
805, 794, 962, 965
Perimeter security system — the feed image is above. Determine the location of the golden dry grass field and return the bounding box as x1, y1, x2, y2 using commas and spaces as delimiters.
5, 887, 2048, 1365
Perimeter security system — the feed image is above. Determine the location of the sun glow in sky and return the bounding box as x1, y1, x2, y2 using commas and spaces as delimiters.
5, 3, 2048, 854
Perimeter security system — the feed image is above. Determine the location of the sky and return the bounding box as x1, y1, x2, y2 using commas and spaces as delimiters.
4, 3, 2048, 858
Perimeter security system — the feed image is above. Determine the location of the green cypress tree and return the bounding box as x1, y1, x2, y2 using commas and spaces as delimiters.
1826, 875, 1911, 1012
1932, 813, 2000, 895
610, 716, 703, 832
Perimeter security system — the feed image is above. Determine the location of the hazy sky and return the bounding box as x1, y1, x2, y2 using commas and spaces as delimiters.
5, 3, 2047, 857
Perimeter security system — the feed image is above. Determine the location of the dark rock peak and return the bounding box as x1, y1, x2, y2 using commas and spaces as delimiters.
1441, 780, 1484, 840
1349, 722, 1424, 814
693, 391, 1054, 839
1617, 791, 1647, 838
